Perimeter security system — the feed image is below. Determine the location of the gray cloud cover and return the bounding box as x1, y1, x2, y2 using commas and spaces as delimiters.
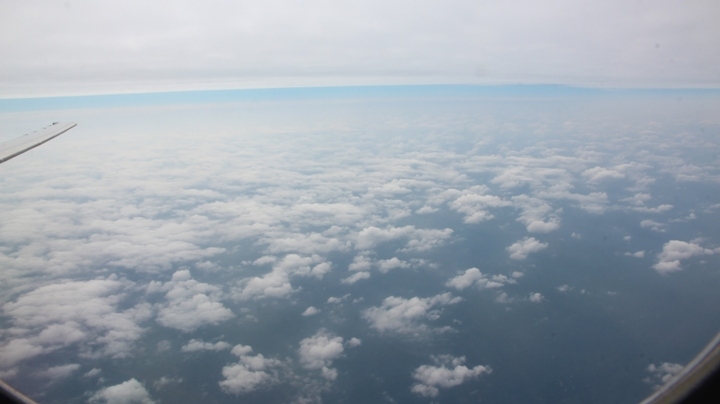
1, 0, 719, 97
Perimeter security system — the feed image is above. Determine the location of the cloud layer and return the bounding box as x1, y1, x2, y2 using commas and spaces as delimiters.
3, 1, 720, 96
411, 355, 491, 397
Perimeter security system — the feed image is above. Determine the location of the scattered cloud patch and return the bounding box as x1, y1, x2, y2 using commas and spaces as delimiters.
153, 376, 182, 390
583, 167, 624, 183
633, 204, 674, 214
341, 271, 371, 285
641, 219, 666, 232
449, 188, 512, 224
652, 240, 713, 274
416, 206, 438, 214
645, 362, 684, 389
236, 254, 332, 300
0, 275, 150, 368
181, 339, 231, 352
345, 338, 362, 348
445, 268, 516, 290
219, 344, 282, 395
348, 254, 373, 272
302, 307, 320, 317
529, 293, 544, 303
155, 270, 234, 332
362, 293, 462, 335
625, 251, 645, 258
355, 226, 452, 252
512, 195, 561, 233
506, 237, 548, 260
90, 378, 155, 404
33, 363, 80, 380
298, 329, 357, 380
377, 257, 411, 273
327, 295, 350, 304
410, 355, 491, 398
83, 368, 102, 379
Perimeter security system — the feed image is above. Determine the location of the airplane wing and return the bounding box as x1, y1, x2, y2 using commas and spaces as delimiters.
0, 122, 77, 164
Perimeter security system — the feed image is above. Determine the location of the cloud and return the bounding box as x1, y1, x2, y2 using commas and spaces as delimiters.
529, 293, 544, 303
377, 257, 411, 273
582, 167, 625, 183
327, 295, 350, 304
302, 307, 320, 317
536, 190, 609, 214
33, 363, 80, 380
298, 329, 357, 380
181, 339, 232, 352
90, 378, 155, 404
235, 269, 296, 301
236, 254, 332, 300
3, 0, 720, 98
362, 293, 462, 335
341, 271, 371, 285
623, 193, 653, 206
410, 355, 491, 398
506, 237, 548, 260
274, 254, 332, 279
448, 188, 512, 224
512, 195, 561, 233
416, 206, 438, 214
155, 270, 234, 332
645, 362, 684, 389
348, 254, 373, 272
632, 204, 674, 214
652, 240, 713, 274
345, 338, 362, 348
355, 226, 452, 252
219, 344, 283, 395
641, 219, 666, 232
0, 275, 150, 368
625, 251, 645, 258
445, 268, 516, 291
153, 376, 182, 390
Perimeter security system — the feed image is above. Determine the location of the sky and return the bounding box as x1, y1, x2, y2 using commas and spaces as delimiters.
1, 1, 720, 402
1, 0, 720, 98
0, 87, 719, 403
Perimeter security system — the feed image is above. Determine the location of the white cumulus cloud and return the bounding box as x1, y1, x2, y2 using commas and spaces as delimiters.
410, 355, 491, 397
90, 378, 155, 404
445, 268, 516, 290
155, 270, 234, 332
506, 237, 548, 260
341, 271, 371, 285
529, 293, 544, 303
0, 275, 150, 369
355, 226, 452, 252
219, 344, 283, 395
362, 293, 462, 335
181, 339, 232, 352
298, 329, 357, 380
652, 240, 713, 274
302, 306, 320, 317
33, 363, 81, 380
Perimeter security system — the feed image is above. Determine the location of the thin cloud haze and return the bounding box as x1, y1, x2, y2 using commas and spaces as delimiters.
1, 0, 719, 97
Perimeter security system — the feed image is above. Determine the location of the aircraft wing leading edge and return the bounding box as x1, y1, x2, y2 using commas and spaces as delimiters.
0, 122, 77, 164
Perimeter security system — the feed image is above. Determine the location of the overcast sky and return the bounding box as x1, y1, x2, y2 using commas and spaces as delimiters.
1, 0, 719, 98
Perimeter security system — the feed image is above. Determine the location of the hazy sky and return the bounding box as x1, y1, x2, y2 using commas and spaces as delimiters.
1, 0, 719, 97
